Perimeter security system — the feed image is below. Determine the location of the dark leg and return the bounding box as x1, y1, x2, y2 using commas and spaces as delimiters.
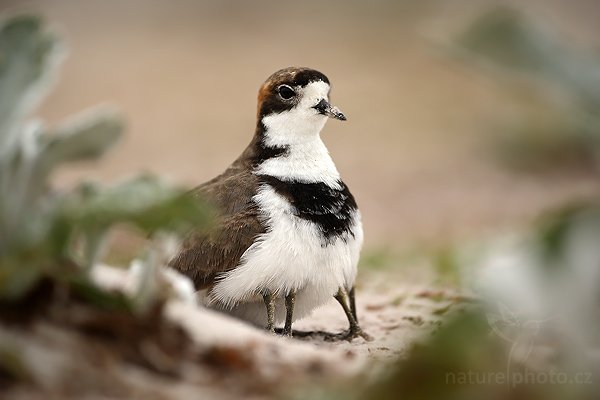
335, 288, 373, 341
282, 289, 296, 337
349, 286, 358, 323
262, 289, 275, 333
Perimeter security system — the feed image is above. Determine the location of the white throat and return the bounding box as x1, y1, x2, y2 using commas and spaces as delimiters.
255, 134, 341, 188
255, 81, 341, 188
261, 80, 331, 145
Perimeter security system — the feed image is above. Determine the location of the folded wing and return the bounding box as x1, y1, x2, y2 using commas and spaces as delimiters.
168, 168, 265, 289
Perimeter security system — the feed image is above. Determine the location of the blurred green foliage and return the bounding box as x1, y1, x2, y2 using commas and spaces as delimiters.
358, 309, 596, 400
358, 246, 399, 271
454, 7, 600, 172
360, 243, 463, 288
0, 15, 210, 304
536, 202, 600, 260
353, 8, 600, 400
361, 311, 503, 400
430, 243, 462, 287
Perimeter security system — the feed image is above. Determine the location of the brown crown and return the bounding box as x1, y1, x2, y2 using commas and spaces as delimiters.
256, 67, 330, 119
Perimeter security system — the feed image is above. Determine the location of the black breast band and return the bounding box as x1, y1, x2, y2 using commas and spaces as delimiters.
257, 175, 358, 245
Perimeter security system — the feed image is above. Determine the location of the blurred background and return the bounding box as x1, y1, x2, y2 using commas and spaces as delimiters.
4, 0, 599, 251
2, 1, 600, 399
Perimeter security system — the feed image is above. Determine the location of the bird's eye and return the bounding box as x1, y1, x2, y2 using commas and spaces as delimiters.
277, 85, 296, 100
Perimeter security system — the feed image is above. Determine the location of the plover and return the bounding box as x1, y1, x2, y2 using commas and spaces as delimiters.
169, 67, 369, 340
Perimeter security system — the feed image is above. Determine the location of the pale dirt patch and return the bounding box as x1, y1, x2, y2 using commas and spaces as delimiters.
2, 264, 468, 399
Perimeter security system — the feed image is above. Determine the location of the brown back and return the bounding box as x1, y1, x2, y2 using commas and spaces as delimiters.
168, 162, 265, 289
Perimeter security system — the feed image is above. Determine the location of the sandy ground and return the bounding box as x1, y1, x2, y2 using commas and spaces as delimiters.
95, 261, 457, 364
160, 265, 469, 388
293, 281, 459, 360
1, 263, 468, 399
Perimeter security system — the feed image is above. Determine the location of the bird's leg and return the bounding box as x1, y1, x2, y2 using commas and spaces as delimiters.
349, 286, 358, 323
282, 289, 296, 337
335, 287, 373, 341
262, 289, 275, 333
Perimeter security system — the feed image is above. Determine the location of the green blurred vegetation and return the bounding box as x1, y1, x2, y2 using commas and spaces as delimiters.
359, 309, 595, 400
454, 6, 600, 173
350, 8, 600, 400
360, 243, 462, 287
0, 15, 210, 306
358, 246, 400, 271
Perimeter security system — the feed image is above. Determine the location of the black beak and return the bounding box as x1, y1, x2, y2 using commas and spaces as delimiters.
313, 99, 347, 121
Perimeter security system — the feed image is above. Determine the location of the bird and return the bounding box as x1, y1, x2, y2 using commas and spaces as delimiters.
169, 67, 369, 340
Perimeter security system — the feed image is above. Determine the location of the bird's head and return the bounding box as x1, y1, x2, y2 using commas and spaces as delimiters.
256, 67, 346, 142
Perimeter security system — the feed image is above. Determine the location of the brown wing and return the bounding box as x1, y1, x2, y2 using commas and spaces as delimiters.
168, 168, 265, 289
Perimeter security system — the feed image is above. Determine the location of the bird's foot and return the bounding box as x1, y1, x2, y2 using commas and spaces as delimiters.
273, 327, 294, 338
338, 326, 373, 342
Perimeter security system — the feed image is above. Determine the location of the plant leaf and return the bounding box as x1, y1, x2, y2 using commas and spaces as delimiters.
0, 15, 62, 156
62, 175, 213, 235
38, 108, 124, 170
455, 6, 600, 106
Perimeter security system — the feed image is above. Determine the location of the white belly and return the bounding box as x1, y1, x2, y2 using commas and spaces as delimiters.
209, 185, 363, 325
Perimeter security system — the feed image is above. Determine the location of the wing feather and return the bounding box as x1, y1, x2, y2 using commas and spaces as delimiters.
168, 169, 265, 289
